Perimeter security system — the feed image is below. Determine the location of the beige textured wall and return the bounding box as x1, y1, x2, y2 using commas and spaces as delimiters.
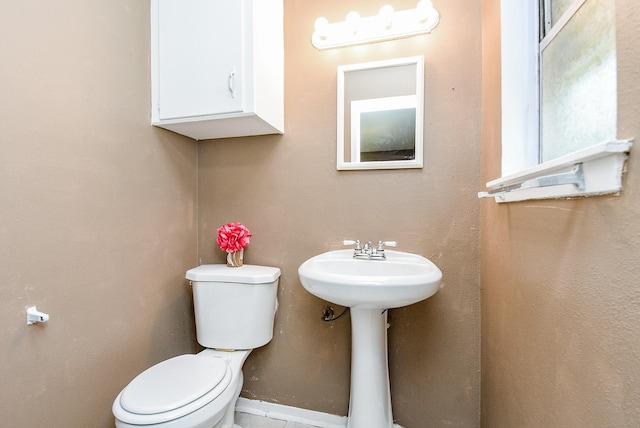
0, 1, 197, 426
3, 0, 635, 425
197, 0, 482, 426
481, 0, 640, 426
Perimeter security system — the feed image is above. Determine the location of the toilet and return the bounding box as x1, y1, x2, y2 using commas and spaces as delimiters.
112, 264, 281, 428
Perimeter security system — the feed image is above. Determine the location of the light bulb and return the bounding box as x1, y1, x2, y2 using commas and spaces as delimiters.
416, 0, 434, 22
314, 16, 329, 39
346, 11, 360, 34
379, 5, 394, 28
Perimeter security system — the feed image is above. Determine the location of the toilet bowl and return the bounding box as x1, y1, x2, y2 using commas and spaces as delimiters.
113, 349, 249, 428
113, 264, 281, 428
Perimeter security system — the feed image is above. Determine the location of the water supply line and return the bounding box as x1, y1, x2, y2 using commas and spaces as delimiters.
321, 305, 350, 322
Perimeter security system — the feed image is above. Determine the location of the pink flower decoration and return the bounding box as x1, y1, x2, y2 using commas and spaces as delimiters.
217, 222, 252, 253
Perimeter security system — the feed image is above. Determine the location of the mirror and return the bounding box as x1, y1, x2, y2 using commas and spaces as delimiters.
337, 56, 424, 170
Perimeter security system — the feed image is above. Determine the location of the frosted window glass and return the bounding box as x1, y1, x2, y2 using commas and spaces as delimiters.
551, 0, 575, 26
541, 0, 617, 162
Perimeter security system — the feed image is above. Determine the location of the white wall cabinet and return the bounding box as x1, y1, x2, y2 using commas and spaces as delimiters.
150, 0, 284, 140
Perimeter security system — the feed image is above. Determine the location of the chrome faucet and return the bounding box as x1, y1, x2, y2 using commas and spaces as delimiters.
343, 240, 397, 260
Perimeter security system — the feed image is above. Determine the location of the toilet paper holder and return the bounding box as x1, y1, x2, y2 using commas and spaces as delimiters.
26, 306, 49, 325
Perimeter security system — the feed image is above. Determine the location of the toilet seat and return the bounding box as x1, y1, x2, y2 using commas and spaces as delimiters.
114, 354, 232, 425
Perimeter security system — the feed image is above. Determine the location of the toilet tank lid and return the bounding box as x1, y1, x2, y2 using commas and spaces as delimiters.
186, 264, 281, 283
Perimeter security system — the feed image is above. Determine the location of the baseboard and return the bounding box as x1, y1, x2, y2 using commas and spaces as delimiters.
235, 397, 404, 428
235, 397, 347, 428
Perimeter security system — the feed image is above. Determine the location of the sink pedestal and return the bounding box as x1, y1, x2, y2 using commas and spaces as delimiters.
349, 307, 393, 428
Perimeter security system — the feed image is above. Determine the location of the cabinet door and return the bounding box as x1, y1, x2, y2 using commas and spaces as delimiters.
156, 0, 244, 120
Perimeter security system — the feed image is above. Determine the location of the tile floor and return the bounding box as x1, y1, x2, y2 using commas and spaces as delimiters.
235, 411, 319, 428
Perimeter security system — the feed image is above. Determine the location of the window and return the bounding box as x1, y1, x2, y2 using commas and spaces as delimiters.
480, 0, 632, 202
539, 0, 617, 162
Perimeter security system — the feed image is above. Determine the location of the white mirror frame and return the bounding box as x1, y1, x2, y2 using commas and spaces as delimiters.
337, 56, 424, 170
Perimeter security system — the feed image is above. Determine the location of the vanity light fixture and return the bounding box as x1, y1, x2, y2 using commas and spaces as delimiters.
312, 1, 440, 50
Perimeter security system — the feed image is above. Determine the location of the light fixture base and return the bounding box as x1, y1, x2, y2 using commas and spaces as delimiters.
312, 3, 440, 50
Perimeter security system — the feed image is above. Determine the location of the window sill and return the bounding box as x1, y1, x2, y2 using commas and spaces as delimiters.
479, 140, 633, 203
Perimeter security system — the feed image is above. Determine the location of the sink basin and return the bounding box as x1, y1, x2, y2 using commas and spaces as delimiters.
298, 249, 442, 309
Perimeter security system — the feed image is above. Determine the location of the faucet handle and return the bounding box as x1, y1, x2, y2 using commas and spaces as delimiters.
343, 239, 362, 250
377, 240, 397, 251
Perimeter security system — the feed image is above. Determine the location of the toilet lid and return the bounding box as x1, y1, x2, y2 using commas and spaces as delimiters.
120, 354, 230, 415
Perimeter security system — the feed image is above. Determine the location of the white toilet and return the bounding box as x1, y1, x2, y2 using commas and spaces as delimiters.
112, 264, 281, 428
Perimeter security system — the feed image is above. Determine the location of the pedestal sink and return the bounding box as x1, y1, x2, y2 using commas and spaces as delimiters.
298, 249, 442, 428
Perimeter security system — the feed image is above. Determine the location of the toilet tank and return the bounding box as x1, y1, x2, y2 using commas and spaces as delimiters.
185, 264, 280, 350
